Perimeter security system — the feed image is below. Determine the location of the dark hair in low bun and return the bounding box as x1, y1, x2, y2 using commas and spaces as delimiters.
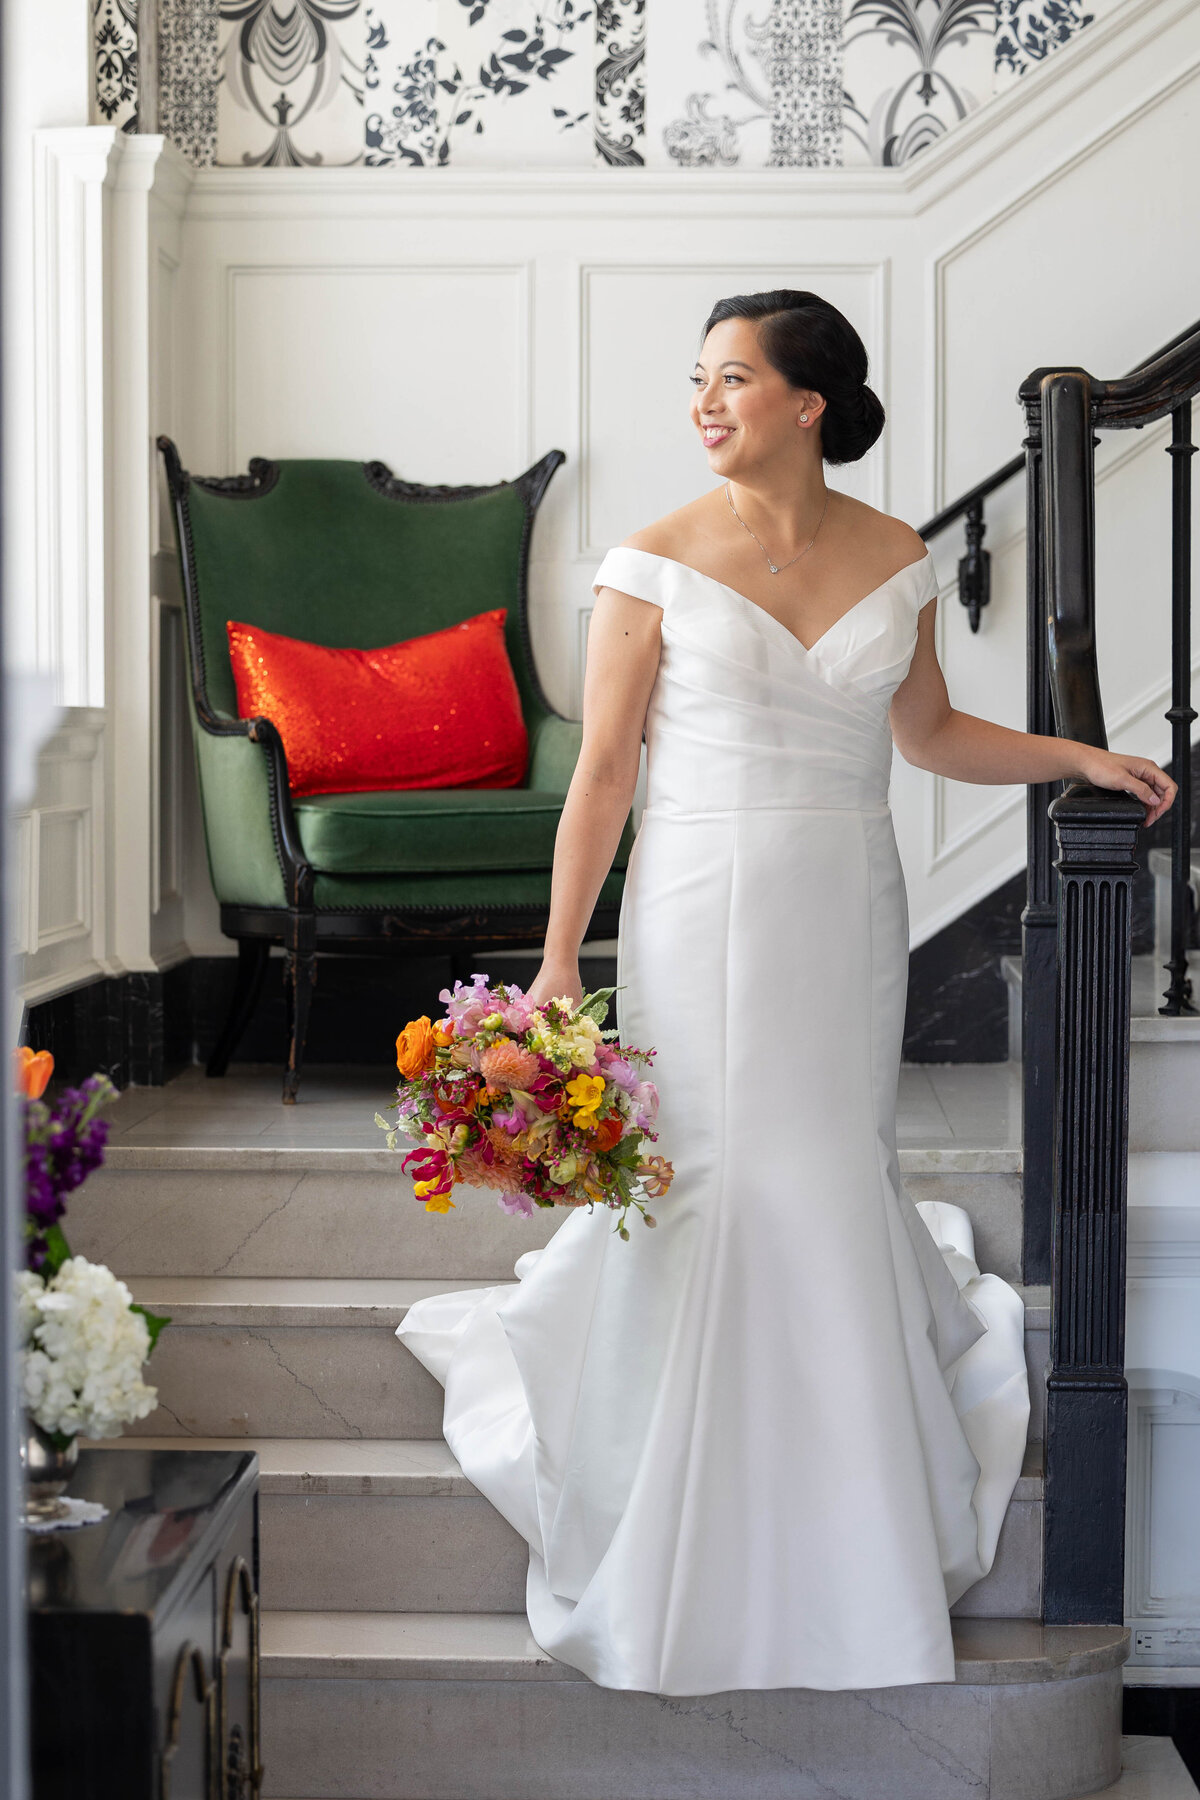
699, 289, 885, 465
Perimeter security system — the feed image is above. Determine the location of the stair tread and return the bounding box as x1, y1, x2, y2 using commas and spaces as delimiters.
92, 1433, 1046, 1499
127, 1274, 1051, 1329
260, 1609, 1128, 1686
91, 1434, 478, 1494
126, 1274, 499, 1326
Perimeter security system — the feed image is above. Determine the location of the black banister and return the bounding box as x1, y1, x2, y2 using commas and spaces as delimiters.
921, 318, 1200, 633
1041, 372, 1106, 748
1019, 318, 1200, 1629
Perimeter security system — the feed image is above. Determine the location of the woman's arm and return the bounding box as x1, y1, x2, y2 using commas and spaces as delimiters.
889, 599, 1177, 827
527, 587, 663, 1008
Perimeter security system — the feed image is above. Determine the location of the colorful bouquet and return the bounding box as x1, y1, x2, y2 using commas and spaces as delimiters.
377, 974, 674, 1239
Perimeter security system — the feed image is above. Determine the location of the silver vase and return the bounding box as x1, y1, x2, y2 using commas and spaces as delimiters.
21, 1420, 78, 1525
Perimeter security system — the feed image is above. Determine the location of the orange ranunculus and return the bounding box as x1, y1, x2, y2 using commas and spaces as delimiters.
396, 1017, 437, 1081
591, 1113, 623, 1152
432, 1020, 455, 1048
13, 1046, 53, 1099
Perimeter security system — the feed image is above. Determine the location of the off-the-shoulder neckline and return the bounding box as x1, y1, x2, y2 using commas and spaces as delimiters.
598, 546, 935, 658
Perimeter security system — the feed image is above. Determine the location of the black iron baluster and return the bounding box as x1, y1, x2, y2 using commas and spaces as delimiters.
957, 497, 992, 632
1160, 399, 1197, 1016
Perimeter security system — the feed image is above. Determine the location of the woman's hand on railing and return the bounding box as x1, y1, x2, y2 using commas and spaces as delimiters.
1071, 746, 1177, 827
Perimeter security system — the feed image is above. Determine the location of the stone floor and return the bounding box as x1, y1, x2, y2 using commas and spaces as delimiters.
1077, 1737, 1198, 1799
102, 1058, 1024, 1169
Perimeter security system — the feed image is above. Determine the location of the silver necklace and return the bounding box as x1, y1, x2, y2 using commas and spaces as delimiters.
725, 481, 829, 575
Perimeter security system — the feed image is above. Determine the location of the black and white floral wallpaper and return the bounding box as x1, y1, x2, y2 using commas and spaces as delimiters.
92, 0, 140, 133
100, 0, 1108, 169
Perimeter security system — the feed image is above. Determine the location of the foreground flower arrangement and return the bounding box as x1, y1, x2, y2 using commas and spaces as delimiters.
17, 1258, 159, 1442
378, 976, 674, 1239
14, 1047, 167, 1451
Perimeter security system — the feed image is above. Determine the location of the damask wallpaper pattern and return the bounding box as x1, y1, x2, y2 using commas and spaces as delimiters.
104, 0, 1109, 170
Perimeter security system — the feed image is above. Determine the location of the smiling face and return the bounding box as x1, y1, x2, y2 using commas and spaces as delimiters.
689, 316, 823, 474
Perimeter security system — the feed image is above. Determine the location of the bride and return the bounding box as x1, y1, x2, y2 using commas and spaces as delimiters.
396, 288, 1175, 1697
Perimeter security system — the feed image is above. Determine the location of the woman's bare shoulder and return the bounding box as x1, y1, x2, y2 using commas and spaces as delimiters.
834, 494, 928, 567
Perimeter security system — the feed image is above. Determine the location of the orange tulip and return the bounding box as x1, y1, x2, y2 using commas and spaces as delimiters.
13, 1046, 53, 1100
396, 1017, 437, 1081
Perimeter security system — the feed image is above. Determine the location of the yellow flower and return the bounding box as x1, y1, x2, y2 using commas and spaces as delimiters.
565, 1071, 605, 1124
421, 1191, 457, 1213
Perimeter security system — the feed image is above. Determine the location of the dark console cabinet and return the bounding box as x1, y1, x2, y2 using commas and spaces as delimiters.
27, 1447, 260, 1800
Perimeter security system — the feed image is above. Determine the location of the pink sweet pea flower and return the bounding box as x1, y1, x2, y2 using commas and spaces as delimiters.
497, 1190, 535, 1217
438, 973, 496, 1036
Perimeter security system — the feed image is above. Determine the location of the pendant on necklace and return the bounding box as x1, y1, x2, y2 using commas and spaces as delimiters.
768, 563, 779, 574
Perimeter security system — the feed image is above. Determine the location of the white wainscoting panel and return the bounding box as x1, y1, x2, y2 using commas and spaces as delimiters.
225, 263, 535, 476
13, 709, 107, 1005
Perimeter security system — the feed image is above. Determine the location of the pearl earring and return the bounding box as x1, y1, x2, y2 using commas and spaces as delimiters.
799, 413, 809, 423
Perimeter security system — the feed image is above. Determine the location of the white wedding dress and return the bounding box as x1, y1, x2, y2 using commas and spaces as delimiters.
395, 544, 1031, 1696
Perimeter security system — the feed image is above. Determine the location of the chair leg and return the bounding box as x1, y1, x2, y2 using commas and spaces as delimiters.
207, 939, 270, 1078
282, 948, 317, 1105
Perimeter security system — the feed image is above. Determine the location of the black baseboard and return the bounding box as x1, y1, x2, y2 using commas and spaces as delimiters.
20, 964, 195, 1090
20, 952, 618, 1088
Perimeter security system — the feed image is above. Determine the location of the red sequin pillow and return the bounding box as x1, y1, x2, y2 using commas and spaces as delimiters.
226, 608, 529, 798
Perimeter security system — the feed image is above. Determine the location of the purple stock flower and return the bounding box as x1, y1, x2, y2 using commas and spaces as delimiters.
24, 1141, 61, 1228
22, 1070, 115, 1270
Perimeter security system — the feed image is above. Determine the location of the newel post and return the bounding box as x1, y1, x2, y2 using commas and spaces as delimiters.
1043, 790, 1138, 1623
1038, 369, 1138, 1623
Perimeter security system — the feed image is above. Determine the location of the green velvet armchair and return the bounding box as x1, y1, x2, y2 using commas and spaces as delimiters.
157, 437, 632, 1101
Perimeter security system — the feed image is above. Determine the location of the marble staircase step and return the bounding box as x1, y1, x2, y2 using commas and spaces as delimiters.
99, 1433, 1045, 1619
256, 1610, 1130, 1800
75, 1151, 1026, 1283
123, 1275, 1051, 1444
266, 1736, 1200, 1800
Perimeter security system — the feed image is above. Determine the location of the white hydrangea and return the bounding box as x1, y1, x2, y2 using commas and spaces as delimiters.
18, 1257, 158, 1441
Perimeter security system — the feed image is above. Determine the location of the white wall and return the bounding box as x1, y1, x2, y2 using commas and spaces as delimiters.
169, 0, 1200, 954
